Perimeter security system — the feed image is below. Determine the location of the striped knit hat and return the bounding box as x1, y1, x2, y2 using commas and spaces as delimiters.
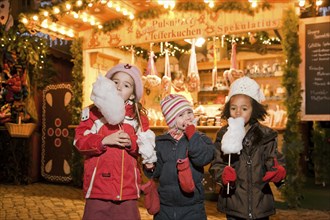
160, 94, 193, 128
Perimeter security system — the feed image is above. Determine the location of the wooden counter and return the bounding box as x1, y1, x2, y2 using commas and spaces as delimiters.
150, 126, 221, 141
68, 125, 284, 149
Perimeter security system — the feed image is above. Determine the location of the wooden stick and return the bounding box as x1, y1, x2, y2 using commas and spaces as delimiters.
227, 154, 231, 194
135, 103, 144, 132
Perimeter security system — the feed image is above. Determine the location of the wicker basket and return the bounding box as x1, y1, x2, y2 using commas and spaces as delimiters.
5, 123, 37, 138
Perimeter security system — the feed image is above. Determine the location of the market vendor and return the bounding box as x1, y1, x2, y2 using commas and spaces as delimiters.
170, 71, 194, 104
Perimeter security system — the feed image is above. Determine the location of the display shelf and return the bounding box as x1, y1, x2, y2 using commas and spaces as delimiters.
197, 60, 231, 105
197, 60, 231, 70
238, 55, 287, 128
197, 90, 228, 105
196, 53, 287, 129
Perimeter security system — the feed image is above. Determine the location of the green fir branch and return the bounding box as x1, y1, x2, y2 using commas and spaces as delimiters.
280, 7, 304, 208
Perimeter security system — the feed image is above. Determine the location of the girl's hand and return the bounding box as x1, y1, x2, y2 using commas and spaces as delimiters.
144, 163, 155, 171
102, 130, 132, 148
184, 118, 198, 127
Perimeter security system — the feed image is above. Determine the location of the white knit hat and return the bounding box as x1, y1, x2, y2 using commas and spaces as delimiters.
160, 94, 193, 128
105, 63, 143, 101
227, 76, 265, 103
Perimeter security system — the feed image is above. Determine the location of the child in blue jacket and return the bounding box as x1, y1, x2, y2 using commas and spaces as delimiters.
145, 94, 215, 220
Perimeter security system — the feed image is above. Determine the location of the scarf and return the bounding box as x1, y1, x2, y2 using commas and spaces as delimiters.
168, 127, 184, 141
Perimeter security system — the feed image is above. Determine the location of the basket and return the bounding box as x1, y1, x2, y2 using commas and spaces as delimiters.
5, 123, 37, 138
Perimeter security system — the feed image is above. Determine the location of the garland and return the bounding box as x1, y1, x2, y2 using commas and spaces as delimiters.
29, 1, 273, 36
69, 38, 84, 125
214, 2, 271, 15
312, 122, 330, 186
98, 18, 127, 34
69, 38, 84, 187
280, 7, 304, 208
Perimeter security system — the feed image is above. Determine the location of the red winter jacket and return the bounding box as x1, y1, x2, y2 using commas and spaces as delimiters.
74, 104, 149, 201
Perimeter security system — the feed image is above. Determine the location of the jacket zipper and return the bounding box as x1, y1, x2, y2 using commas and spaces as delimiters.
120, 149, 125, 200
247, 155, 253, 219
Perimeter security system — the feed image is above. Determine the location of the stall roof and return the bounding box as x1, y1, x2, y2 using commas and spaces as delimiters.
21, 0, 292, 41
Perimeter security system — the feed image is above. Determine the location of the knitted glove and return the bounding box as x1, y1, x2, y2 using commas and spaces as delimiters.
177, 157, 195, 193
140, 179, 160, 215
262, 158, 286, 183
222, 166, 237, 185
185, 124, 196, 140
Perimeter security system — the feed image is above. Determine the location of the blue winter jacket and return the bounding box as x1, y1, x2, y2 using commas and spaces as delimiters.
145, 130, 215, 219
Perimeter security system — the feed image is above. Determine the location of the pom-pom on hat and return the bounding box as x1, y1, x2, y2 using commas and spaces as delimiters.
227, 76, 265, 103
160, 94, 193, 128
105, 63, 143, 101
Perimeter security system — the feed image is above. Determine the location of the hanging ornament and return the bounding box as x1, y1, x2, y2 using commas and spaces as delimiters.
186, 39, 200, 93
161, 47, 171, 98
143, 45, 161, 96
212, 36, 218, 91
249, 33, 257, 44
223, 42, 244, 88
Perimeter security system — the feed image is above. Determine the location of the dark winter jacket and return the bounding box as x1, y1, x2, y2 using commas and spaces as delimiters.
145, 130, 215, 220
209, 121, 283, 219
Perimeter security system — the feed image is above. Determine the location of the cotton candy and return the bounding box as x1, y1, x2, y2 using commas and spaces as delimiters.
90, 75, 125, 125
221, 117, 245, 155
137, 129, 157, 164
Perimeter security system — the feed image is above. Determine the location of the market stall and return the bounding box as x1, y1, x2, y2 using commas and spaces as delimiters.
4, 0, 328, 207
19, 1, 292, 129
13, 1, 291, 182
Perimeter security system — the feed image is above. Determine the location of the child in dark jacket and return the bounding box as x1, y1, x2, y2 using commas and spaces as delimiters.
144, 94, 215, 220
209, 76, 286, 220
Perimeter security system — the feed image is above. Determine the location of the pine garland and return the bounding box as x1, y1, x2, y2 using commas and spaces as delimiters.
69, 38, 84, 187
280, 7, 304, 208
137, 8, 165, 19
99, 18, 127, 34
312, 122, 330, 186
213, 2, 271, 15
69, 38, 84, 125
176, 2, 207, 11
26, 1, 273, 36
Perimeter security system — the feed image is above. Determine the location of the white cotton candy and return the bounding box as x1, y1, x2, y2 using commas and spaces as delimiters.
137, 129, 157, 164
90, 75, 125, 125
221, 117, 245, 155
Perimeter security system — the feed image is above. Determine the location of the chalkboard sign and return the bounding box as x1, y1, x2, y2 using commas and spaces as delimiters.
299, 16, 330, 121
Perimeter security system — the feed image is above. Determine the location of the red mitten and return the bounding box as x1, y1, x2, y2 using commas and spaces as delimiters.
222, 166, 237, 185
185, 124, 196, 140
140, 179, 160, 215
262, 158, 286, 183
177, 157, 195, 193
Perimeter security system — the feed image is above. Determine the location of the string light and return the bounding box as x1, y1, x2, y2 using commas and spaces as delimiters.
316, 0, 323, 6
119, 32, 281, 61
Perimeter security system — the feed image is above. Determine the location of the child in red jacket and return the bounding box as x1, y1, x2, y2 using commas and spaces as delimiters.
74, 63, 156, 220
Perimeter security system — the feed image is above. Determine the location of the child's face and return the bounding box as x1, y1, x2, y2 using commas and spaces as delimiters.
175, 109, 195, 130
229, 94, 252, 124
111, 71, 135, 101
